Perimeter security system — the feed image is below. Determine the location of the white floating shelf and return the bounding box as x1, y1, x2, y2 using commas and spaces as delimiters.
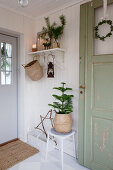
28, 48, 65, 55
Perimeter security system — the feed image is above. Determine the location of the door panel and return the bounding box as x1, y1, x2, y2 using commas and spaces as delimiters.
93, 62, 113, 111
79, 0, 113, 169
0, 34, 18, 144
92, 117, 113, 169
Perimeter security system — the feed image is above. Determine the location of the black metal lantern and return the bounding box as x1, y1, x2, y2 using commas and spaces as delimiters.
47, 62, 54, 78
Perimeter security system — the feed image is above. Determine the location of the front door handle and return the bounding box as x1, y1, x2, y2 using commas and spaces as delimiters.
80, 85, 85, 89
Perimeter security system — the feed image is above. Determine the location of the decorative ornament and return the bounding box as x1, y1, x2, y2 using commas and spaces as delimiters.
18, 0, 29, 7
94, 0, 113, 41
35, 110, 57, 145
47, 62, 54, 78
94, 20, 113, 41
35, 110, 53, 138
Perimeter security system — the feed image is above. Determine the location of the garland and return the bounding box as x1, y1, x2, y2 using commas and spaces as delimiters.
94, 19, 113, 41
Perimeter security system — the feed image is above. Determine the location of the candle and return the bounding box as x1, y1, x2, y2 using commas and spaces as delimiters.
32, 44, 37, 52
32, 44, 36, 48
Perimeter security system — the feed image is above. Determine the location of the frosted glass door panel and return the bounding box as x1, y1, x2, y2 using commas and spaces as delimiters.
94, 4, 113, 55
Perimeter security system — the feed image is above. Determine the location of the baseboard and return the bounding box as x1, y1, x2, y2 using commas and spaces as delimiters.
0, 138, 19, 147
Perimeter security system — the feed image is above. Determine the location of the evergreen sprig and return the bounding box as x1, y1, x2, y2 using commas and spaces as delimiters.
52, 15, 66, 41
1, 43, 10, 71
41, 15, 66, 48
41, 17, 57, 48
48, 82, 74, 114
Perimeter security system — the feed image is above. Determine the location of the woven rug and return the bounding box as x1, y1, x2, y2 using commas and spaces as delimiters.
0, 140, 39, 170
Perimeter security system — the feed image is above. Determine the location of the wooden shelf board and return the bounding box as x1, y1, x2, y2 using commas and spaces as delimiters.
28, 48, 65, 55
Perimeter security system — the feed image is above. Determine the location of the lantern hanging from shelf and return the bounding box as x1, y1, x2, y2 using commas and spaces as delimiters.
47, 53, 55, 78
47, 62, 54, 78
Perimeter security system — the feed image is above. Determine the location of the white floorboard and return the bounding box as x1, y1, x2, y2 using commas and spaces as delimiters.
9, 145, 89, 170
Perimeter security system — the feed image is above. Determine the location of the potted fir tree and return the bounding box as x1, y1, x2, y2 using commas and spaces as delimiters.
48, 82, 74, 133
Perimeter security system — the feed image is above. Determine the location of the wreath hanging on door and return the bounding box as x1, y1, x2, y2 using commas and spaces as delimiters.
94, 19, 113, 41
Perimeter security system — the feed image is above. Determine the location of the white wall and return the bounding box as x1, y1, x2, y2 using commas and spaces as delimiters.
0, 1, 90, 142
31, 4, 81, 135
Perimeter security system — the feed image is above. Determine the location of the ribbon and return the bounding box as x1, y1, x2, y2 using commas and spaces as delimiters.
103, 0, 108, 19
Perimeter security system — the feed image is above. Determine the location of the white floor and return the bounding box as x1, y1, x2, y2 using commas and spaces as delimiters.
9, 145, 89, 170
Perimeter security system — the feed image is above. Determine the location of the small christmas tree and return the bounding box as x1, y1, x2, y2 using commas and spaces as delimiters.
48, 82, 74, 114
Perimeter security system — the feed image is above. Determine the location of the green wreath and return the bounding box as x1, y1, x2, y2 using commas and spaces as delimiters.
94, 19, 113, 41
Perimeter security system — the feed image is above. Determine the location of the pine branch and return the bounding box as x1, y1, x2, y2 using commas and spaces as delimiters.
53, 87, 72, 92
53, 102, 62, 108
59, 15, 66, 28
48, 104, 60, 109
52, 95, 63, 102
44, 17, 50, 29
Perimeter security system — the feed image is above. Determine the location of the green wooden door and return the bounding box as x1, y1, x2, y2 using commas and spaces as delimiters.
78, 1, 113, 170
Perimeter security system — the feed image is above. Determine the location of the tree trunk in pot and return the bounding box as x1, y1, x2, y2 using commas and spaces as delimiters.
53, 113, 72, 133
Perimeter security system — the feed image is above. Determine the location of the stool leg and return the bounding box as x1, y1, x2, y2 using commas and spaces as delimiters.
46, 133, 49, 160
61, 139, 64, 170
73, 134, 76, 159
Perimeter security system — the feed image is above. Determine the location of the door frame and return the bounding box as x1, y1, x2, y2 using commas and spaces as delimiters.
78, 0, 113, 166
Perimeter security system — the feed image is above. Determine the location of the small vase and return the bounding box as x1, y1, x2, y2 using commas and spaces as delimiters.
56, 41, 60, 48
52, 40, 60, 48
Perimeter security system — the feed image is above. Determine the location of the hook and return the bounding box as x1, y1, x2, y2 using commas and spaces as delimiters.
47, 52, 55, 58
47, 52, 55, 63
33, 55, 37, 60
33, 54, 40, 61
43, 52, 46, 62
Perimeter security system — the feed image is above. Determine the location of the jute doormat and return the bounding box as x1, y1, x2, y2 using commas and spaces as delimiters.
0, 140, 39, 170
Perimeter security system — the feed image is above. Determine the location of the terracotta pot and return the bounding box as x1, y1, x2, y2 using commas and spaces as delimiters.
53, 113, 72, 133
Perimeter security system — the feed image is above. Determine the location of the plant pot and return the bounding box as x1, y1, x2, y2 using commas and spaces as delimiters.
53, 113, 72, 133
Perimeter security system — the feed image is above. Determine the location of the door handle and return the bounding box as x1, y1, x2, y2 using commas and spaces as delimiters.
79, 85, 85, 89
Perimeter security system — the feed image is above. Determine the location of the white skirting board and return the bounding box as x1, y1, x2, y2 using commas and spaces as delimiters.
27, 130, 76, 158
